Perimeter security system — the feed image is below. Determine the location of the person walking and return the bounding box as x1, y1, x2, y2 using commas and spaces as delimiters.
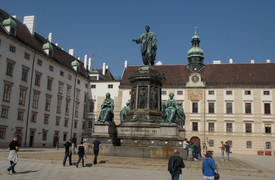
225, 141, 231, 160
219, 141, 225, 161
63, 139, 72, 166
202, 151, 217, 180
168, 149, 185, 180
7, 137, 19, 175
76, 141, 85, 168
92, 138, 102, 165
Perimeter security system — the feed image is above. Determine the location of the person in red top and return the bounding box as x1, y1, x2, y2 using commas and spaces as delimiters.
7, 137, 19, 175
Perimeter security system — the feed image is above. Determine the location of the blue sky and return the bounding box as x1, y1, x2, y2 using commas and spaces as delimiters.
1, 0, 275, 77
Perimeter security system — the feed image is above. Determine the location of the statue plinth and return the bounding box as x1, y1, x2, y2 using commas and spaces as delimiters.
93, 121, 117, 138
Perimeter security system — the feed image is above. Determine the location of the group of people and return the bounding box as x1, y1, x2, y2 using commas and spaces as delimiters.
219, 141, 231, 161
63, 138, 103, 168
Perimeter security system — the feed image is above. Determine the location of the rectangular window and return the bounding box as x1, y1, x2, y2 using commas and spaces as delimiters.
45, 95, 51, 111
226, 123, 233, 133
60, 71, 64, 76
47, 77, 53, 90
32, 91, 40, 108
226, 90, 232, 95
1, 107, 9, 118
245, 123, 252, 133
246, 141, 252, 148
192, 102, 198, 113
17, 110, 24, 120
208, 90, 215, 95
266, 142, 271, 149
192, 122, 198, 131
68, 74, 72, 80
76, 90, 80, 101
161, 91, 167, 95
24, 52, 30, 60
265, 124, 271, 134
264, 103, 271, 114
55, 117, 60, 126
208, 140, 214, 147
21, 67, 29, 81
208, 123, 214, 132
6, 61, 14, 76
42, 131, 47, 141
65, 99, 70, 114
66, 86, 71, 97
208, 103, 215, 113
85, 83, 88, 88
77, 79, 80, 85
58, 82, 63, 94
3, 83, 12, 102
31, 112, 37, 122
91, 84, 96, 88
89, 101, 94, 112
35, 72, 41, 86
37, 59, 42, 66
108, 84, 113, 88
0, 127, 7, 139
177, 91, 183, 95
63, 133, 67, 141
64, 119, 69, 127
44, 115, 49, 124
226, 103, 233, 114
245, 90, 251, 95
19, 88, 27, 105
75, 103, 79, 118
82, 122, 85, 129
57, 97, 62, 114
9, 45, 16, 53
245, 103, 252, 114
263, 91, 270, 95
74, 121, 78, 129
49, 65, 54, 71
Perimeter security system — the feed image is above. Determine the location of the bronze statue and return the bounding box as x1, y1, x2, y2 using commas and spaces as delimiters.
97, 93, 114, 123
133, 25, 157, 66
120, 102, 130, 122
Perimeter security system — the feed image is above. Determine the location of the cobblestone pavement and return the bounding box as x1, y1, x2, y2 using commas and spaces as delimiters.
0, 148, 274, 180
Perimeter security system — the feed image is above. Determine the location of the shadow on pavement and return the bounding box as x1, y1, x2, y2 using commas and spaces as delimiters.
16, 170, 38, 174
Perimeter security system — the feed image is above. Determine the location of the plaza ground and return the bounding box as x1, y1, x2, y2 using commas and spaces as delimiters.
0, 148, 274, 180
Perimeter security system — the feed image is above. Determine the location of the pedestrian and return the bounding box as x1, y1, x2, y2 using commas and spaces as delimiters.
183, 138, 189, 157
225, 141, 231, 160
92, 138, 102, 165
7, 137, 19, 175
168, 149, 185, 180
56, 140, 59, 150
219, 141, 225, 161
63, 139, 72, 166
202, 151, 218, 180
76, 141, 85, 168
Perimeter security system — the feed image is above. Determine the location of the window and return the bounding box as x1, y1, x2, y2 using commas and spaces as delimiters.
161, 91, 167, 95
266, 142, 271, 149
246, 141, 252, 148
35, 72, 41, 86
208, 102, 215, 113
19, 88, 27, 105
31, 112, 37, 122
24, 52, 30, 60
82, 122, 85, 129
58, 82, 64, 94
9, 45, 16, 53
44, 115, 49, 124
192, 102, 198, 113
74, 121, 78, 128
3, 83, 12, 102
17, 109, 24, 120
75, 103, 79, 118
226, 103, 232, 114
108, 84, 113, 88
32, 91, 40, 108
85, 83, 88, 88
192, 122, 198, 131
42, 130, 47, 141
60, 71, 64, 76
21, 67, 29, 81
65, 99, 70, 114
57, 96, 62, 114
47, 77, 53, 90
245, 90, 251, 95
265, 124, 271, 134
49, 65, 54, 71
76, 89, 80, 101
208, 123, 214, 132
55, 117, 60, 126
63, 133, 67, 141
263, 91, 270, 95
177, 91, 183, 95
64, 119, 69, 127
264, 103, 271, 114
89, 101, 94, 112
88, 121, 93, 128
77, 79, 80, 84
66, 85, 71, 97
226, 90, 232, 95
208, 90, 214, 95
68, 74, 72, 80
45, 95, 52, 111
1, 106, 9, 118
37, 59, 42, 66
91, 84, 96, 88
245, 123, 252, 133
6, 61, 15, 76
245, 103, 252, 114
208, 140, 214, 147
226, 123, 233, 133
0, 127, 7, 139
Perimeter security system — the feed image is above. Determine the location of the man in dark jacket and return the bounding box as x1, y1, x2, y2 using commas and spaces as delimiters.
168, 149, 185, 180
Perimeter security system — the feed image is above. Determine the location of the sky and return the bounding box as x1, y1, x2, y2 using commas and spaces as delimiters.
1, 0, 275, 78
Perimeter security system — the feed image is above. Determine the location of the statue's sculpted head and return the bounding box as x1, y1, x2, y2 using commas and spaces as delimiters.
145, 25, 150, 32
106, 92, 111, 98
169, 92, 174, 99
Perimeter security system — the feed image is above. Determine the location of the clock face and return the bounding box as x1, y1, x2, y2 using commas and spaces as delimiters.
192, 75, 199, 83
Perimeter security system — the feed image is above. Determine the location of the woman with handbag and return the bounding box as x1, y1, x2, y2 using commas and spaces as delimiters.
202, 151, 219, 180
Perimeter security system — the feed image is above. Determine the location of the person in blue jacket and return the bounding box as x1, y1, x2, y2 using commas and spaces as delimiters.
202, 151, 217, 180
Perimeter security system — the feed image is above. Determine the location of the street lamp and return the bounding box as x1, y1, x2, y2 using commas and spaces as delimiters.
70, 60, 80, 143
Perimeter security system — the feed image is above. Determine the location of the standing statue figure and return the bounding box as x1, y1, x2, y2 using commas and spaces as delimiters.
120, 102, 130, 122
133, 25, 157, 66
97, 93, 114, 123
177, 102, 186, 128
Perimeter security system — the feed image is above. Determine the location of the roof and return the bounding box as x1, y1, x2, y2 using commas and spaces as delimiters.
0, 8, 89, 79
120, 63, 275, 88
93, 69, 115, 81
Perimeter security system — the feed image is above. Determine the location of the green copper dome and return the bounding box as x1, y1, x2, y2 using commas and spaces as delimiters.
2, 17, 16, 27
71, 60, 80, 67
188, 47, 204, 57
42, 42, 53, 50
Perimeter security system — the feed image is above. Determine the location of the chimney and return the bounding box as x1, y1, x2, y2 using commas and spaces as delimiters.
23, 16, 35, 35
88, 58, 92, 71
77, 57, 81, 61
12, 15, 19, 20
55, 43, 59, 47
84, 55, 88, 69
229, 59, 233, 63
266, 59, 271, 63
213, 60, 221, 64
102, 62, 106, 76
156, 61, 163, 65
69, 49, 74, 56
48, 32, 53, 43
250, 60, 255, 64
124, 60, 128, 68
